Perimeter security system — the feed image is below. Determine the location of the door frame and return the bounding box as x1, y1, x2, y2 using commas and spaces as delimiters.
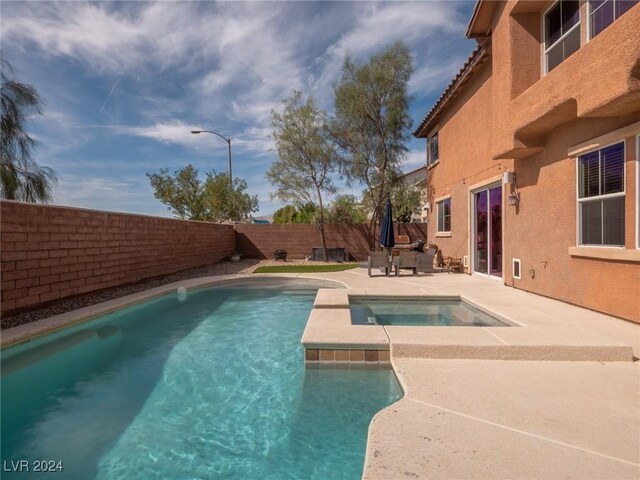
469, 178, 504, 281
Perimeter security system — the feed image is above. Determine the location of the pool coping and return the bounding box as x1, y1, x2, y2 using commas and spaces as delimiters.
301, 288, 635, 363
0, 274, 348, 350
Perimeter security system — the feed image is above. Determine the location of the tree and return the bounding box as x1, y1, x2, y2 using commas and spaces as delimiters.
147, 165, 258, 222
272, 205, 298, 224
272, 203, 325, 224
391, 182, 422, 223
268, 91, 338, 261
203, 172, 259, 223
329, 194, 367, 223
331, 41, 413, 248
1, 56, 56, 202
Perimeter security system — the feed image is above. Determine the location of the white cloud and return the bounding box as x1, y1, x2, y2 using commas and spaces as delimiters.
112, 121, 206, 147
403, 149, 427, 172
2, 1, 475, 217
53, 175, 159, 214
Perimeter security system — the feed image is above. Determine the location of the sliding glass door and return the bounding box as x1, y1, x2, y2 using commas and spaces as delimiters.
473, 185, 502, 278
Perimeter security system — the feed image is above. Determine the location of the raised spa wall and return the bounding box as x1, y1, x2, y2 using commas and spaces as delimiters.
301, 289, 392, 368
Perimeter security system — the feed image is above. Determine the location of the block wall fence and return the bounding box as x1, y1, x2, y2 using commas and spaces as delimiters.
234, 223, 427, 261
1, 201, 428, 315
0, 201, 235, 315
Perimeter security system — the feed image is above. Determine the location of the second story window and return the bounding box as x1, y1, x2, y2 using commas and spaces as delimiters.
427, 131, 439, 166
545, 1, 580, 73
590, 0, 637, 39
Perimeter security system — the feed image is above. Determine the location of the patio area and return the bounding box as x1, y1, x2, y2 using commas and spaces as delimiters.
305, 267, 639, 479
2, 266, 638, 479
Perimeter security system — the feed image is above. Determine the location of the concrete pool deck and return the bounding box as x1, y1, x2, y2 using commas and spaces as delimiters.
299, 267, 640, 479
2, 268, 638, 478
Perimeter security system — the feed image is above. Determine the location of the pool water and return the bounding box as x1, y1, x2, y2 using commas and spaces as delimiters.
1, 281, 401, 479
350, 297, 510, 327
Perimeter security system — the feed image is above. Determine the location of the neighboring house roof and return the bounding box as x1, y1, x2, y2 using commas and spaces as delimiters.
398, 165, 427, 181
413, 44, 491, 138
399, 167, 427, 188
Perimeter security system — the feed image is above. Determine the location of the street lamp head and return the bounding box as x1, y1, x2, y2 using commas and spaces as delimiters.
190, 130, 201, 134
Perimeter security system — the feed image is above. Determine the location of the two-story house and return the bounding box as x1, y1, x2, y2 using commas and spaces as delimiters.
415, 0, 639, 322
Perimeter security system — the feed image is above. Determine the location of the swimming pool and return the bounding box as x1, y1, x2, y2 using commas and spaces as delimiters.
1, 279, 402, 479
350, 296, 511, 327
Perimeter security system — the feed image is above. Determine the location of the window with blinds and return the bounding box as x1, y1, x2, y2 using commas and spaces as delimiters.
437, 197, 451, 232
578, 142, 625, 246
590, 0, 637, 39
545, 1, 581, 73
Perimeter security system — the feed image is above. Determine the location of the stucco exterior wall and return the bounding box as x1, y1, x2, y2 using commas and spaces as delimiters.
418, 1, 640, 322
424, 61, 509, 264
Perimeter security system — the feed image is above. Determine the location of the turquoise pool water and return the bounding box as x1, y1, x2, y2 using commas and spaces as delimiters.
1, 280, 401, 479
350, 297, 510, 327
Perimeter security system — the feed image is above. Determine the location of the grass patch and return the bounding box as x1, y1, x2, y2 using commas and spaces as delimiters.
253, 264, 359, 273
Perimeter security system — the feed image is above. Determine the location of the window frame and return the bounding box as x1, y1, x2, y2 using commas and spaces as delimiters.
436, 196, 451, 234
427, 130, 439, 167
588, 0, 637, 40
575, 140, 626, 248
543, 0, 581, 74
635, 134, 640, 250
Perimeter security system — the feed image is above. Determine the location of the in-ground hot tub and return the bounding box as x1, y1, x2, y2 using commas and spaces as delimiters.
349, 296, 512, 327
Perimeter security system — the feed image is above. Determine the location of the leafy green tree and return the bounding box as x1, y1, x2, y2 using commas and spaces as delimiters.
268, 91, 338, 261
203, 172, 259, 223
391, 182, 422, 223
147, 165, 258, 222
1, 56, 56, 202
331, 41, 413, 247
329, 194, 367, 223
272, 205, 298, 224
272, 203, 327, 224
147, 165, 207, 220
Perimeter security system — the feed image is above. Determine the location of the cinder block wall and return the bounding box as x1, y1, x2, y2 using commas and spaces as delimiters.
235, 223, 428, 260
1, 201, 235, 314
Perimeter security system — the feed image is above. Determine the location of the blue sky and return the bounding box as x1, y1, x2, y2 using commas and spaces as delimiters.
1, 0, 476, 217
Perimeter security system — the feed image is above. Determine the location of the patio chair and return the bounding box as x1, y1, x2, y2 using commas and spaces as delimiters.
416, 248, 438, 275
368, 252, 391, 277
394, 251, 418, 276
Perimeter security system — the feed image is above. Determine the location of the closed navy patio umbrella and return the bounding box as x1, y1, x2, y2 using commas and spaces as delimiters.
379, 196, 395, 250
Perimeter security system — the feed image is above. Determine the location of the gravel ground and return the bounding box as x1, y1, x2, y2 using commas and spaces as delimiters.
0, 258, 353, 330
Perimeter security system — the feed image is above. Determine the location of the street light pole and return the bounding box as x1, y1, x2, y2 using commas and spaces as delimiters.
191, 130, 232, 187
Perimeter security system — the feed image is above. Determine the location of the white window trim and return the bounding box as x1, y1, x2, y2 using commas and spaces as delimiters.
636, 135, 639, 249
435, 195, 451, 234
543, 0, 581, 74
575, 140, 626, 248
512, 259, 522, 280
427, 128, 439, 166
587, 0, 631, 41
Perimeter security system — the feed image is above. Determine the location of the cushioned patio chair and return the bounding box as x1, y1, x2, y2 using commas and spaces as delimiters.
393, 251, 418, 276
367, 252, 391, 277
416, 245, 439, 275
